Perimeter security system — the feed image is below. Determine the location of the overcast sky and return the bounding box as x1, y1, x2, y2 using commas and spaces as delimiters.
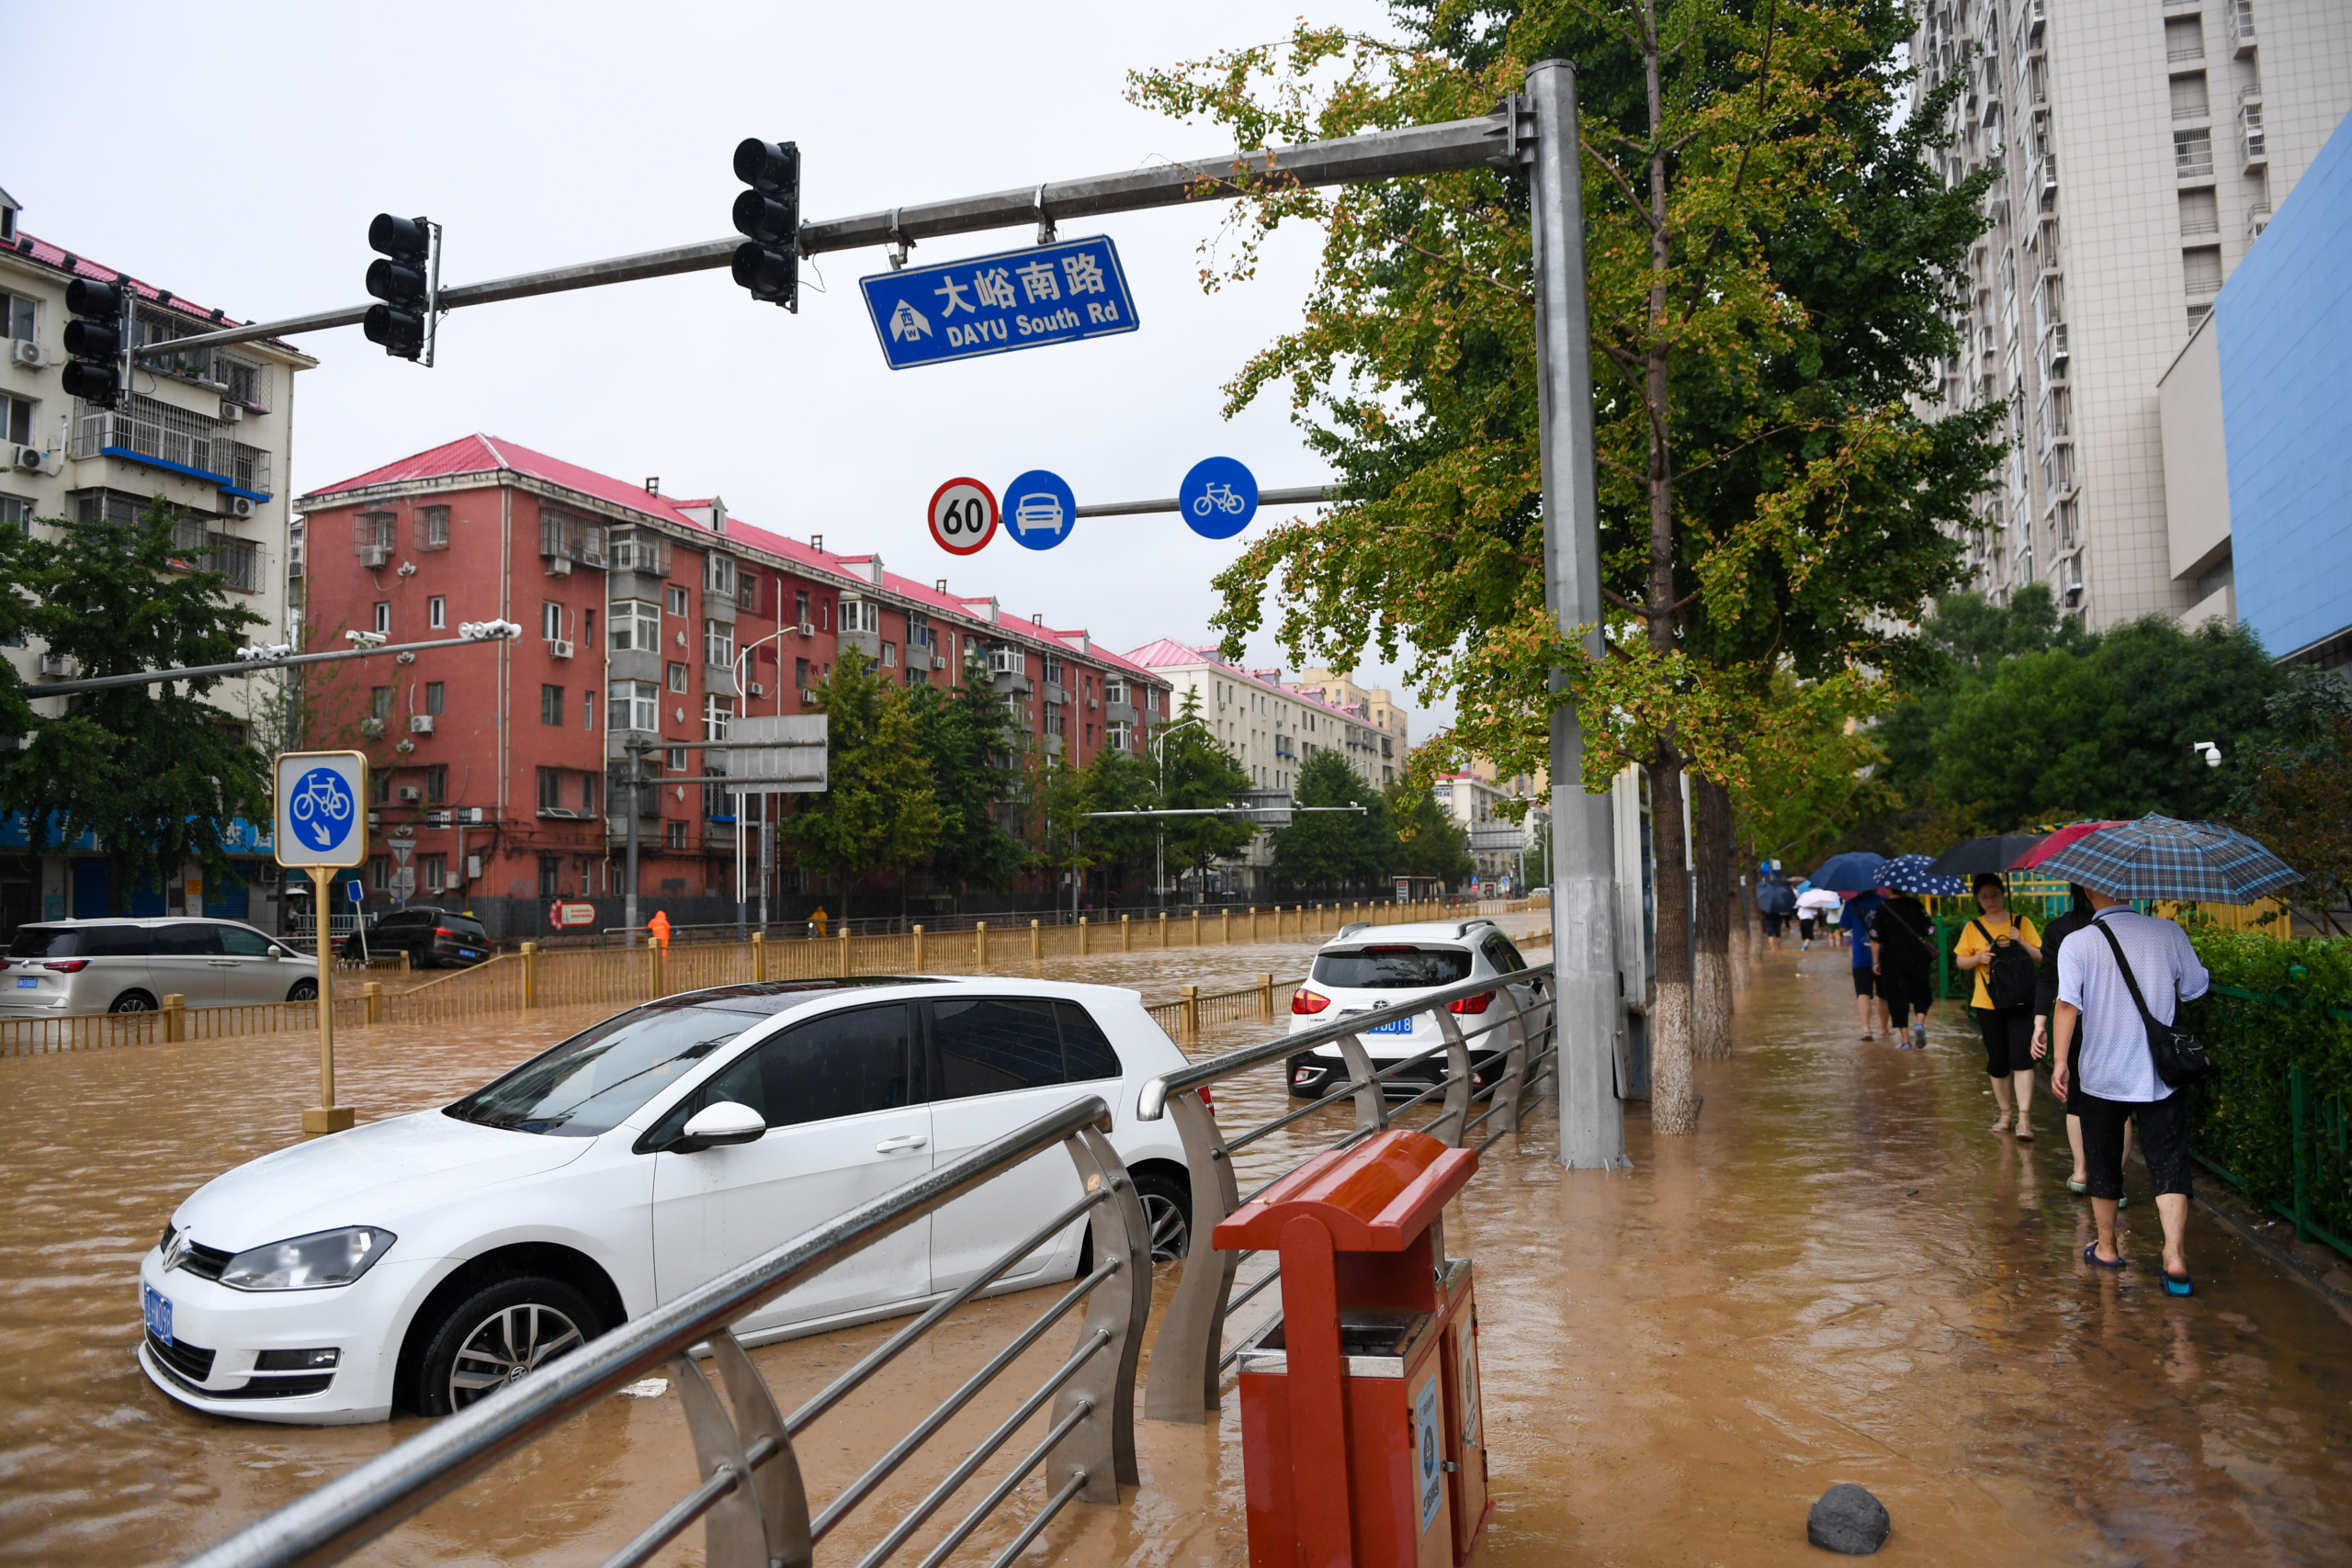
2, 0, 1458, 735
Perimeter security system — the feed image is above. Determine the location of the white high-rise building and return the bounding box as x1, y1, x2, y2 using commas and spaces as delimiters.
1913, 0, 2352, 626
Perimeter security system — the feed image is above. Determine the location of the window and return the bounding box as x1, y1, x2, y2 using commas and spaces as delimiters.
2, 494, 32, 536
667, 585, 689, 616
539, 855, 560, 899
370, 686, 392, 720
370, 768, 391, 805
610, 528, 672, 575
667, 746, 688, 772
356, 512, 396, 555
373, 603, 390, 635
1312, 947, 1474, 988
908, 611, 932, 649
738, 572, 760, 613
428, 595, 447, 629
538, 768, 563, 810
2183, 245, 2223, 297
543, 602, 565, 641
3, 394, 30, 447
665, 820, 687, 851
1044, 653, 1063, 684
424, 682, 445, 716
704, 694, 734, 741
539, 511, 605, 566
3, 291, 32, 342
705, 620, 733, 668
1106, 721, 1131, 751
796, 657, 810, 693
794, 590, 810, 628
369, 854, 390, 892
540, 685, 564, 726
613, 599, 660, 651
581, 773, 600, 814
610, 682, 658, 732
668, 661, 689, 694
416, 505, 450, 550
841, 599, 880, 635
706, 553, 738, 598
583, 690, 596, 731
1045, 706, 1065, 737
425, 763, 447, 804
583, 607, 595, 647
666, 1005, 915, 1133
1105, 678, 1125, 705
931, 997, 1118, 1098
882, 642, 898, 668
421, 853, 447, 895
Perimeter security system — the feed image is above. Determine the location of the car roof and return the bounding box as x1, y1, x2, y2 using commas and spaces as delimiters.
656, 973, 1170, 1011
1316, 920, 1499, 949
19, 916, 248, 928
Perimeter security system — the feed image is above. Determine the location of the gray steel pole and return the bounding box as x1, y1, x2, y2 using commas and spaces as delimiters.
1526, 60, 1627, 1169
624, 741, 643, 946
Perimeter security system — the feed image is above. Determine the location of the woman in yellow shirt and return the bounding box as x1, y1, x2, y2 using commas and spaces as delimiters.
1954, 873, 2043, 1137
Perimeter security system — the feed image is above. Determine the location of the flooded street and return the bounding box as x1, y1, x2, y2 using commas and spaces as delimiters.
4, 919, 2347, 1565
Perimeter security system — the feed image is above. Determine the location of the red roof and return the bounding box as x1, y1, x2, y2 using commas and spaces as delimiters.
1124, 638, 1374, 724
9, 231, 295, 348
297, 435, 1171, 686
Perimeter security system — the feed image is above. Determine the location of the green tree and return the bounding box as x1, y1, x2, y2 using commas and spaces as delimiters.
1271, 750, 1389, 894
2228, 669, 2352, 934
1028, 749, 1093, 909
908, 655, 1028, 900
1078, 746, 1161, 902
780, 650, 941, 901
1158, 692, 1255, 897
0, 502, 270, 908
1385, 778, 1474, 886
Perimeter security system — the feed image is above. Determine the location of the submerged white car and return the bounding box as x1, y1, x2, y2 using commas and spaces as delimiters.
1284, 919, 1547, 1100
138, 976, 1193, 1425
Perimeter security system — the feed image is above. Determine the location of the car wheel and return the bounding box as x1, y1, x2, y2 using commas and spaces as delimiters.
1131, 1168, 1193, 1264
108, 990, 158, 1013
286, 978, 319, 1003
414, 1276, 603, 1416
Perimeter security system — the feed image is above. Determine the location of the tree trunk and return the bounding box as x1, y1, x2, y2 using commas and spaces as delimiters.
1729, 820, 1757, 988
1690, 775, 1735, 1059
1645, 749, 1699, 1133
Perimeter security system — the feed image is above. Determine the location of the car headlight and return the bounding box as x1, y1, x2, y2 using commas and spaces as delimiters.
219, 1226, 396, 1291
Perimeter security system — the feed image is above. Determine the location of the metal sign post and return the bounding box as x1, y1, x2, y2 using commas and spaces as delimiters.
273, 750, 369, 1134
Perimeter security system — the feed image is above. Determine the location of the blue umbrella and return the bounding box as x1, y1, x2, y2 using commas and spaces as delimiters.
1881, 853, 1967, 897
1806, 852, 1889, 893
2035, 814, 2301, 904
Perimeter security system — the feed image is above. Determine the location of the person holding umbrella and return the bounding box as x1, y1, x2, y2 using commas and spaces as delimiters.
1757, 871, 1797, 951
1795, 884, 1841, 949
1873, 855, 1963, 1048
2031, 882, 2119, 1195
1955, 874, 2043, 1134
2041, 815, 2301, 1295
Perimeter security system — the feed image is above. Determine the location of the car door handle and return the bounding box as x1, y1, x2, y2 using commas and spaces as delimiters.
205, 960, 237, 967
874, 1134, 928, 1154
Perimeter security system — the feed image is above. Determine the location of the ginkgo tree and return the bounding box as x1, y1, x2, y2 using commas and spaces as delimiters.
1131, 0, 1999, 1133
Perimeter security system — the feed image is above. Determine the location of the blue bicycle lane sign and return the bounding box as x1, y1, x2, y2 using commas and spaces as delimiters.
273, 751, 370, 868
1180, 457, 1258, 540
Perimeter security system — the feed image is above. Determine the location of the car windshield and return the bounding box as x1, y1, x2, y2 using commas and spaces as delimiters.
1312, 945, 1473, 989
445, 1001, 772, 1136
6, 927, 75, 958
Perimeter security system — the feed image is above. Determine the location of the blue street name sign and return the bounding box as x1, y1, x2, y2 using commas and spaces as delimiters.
860, 237, 1138, 371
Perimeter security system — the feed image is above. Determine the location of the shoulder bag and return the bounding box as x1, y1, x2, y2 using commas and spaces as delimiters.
1971, 919, 2039, 1011
2090, 919, 2212, 1088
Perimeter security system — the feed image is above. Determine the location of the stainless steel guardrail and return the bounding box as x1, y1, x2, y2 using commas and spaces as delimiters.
178, 1094, 1150, 1568
1134, 961, 1558, 1421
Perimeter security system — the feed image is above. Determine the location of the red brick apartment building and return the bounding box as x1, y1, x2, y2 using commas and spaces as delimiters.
293, 435, 1171, 934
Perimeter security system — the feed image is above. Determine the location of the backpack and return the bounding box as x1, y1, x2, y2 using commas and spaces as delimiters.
1971, 919, 2038, 1011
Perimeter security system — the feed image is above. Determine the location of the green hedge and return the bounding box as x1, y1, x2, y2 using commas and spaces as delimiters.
2183, 929, 2352, 1259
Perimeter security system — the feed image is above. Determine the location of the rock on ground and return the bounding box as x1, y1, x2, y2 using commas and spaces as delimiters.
1807, 1483, 1890, 1555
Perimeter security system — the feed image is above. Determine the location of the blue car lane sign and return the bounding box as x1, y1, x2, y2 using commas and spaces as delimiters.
859, 236, 1138, 371
1003, 469, 1076, 552
1180, 456, 1259, 540
272, 750, 370, 869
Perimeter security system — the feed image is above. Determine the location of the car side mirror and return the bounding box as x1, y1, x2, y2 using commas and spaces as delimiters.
677, 1100, 765, 1153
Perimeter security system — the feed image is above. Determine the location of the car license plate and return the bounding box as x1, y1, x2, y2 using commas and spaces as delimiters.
15, 976, 34, 988
1367, 1016, 1415, 1034
458, 949, 480, 959
142, 1282, 173, 1346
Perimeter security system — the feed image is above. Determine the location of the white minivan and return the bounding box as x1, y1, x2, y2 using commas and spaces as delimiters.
2, 918, 318, 1015
137, 976, 1195, 1425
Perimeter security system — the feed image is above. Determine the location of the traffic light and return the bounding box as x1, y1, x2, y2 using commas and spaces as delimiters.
364, 213, 434, 360
731, 139, 799, 310
61, 278, 124, 409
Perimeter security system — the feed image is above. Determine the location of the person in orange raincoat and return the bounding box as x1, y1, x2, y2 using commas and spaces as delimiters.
810, 907, 831, 939
646, 909, 672, 948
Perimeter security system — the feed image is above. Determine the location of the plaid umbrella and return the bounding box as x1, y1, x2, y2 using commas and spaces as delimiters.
1881, 853, 1968, 897
2032, 813, 2302, 903
1806, 851, 1889, 892
1926, 833, 2046, 876
2007, 819, 2130, 870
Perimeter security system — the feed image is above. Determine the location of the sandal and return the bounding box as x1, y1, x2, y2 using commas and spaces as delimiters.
1989, 1114, 2011, 1134
2083, 1242, 2127, 1270
2067, 1178, 2088, 1195
2014, 1124, 2035, 1143
2163, 1270, 2194, 1297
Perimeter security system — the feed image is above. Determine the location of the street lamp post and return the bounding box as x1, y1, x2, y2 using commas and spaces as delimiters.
1148, 715, 1215, 912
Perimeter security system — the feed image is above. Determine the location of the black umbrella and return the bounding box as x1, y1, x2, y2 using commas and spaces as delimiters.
1926, 833, 2047, 877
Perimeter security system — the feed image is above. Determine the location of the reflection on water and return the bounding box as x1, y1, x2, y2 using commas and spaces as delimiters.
4, 920, 2345, 1567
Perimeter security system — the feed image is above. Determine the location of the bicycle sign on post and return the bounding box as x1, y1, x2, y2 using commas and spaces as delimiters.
928, 477, 998, 555
273, 750, 368, 1135
1180, 456, 1259, 540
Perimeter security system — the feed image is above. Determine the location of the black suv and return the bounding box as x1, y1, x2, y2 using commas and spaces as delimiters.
341, 908, 492, 968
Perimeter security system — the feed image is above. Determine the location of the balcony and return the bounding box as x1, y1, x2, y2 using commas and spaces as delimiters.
2041, 321, 2071, 384
2035, 152, 2059, 209
133, 308, 275, 412
162, 514, 263, 593
71, 395, 272, 499
2240, 104, 2267, 169
2226, 0, 2256, 55
2248, 200, 2273, 242
2175, 130, 2215, 181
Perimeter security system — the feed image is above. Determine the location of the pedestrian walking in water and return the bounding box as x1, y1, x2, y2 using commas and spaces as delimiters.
1758, 873, 1796, 952
2051, 890, 2211, 1294
1955, 873, 2041, 1135
2032, 885, 2129, 1195
1842, 888, 1889, 1040
1870, 886, 1939, 1048
1795, 884, 1839, 950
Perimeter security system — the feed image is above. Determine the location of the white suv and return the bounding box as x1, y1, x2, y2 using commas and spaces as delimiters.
137, 976, 1193, 1425
2, 918, 317, 1015
1284, 920, 1545, 1100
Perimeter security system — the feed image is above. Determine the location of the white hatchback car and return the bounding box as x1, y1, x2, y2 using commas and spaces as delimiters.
137, 976, 1193, 1426
1284, 920, 1547, 1100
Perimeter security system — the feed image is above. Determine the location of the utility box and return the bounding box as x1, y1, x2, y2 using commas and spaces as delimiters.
1215, 1128, 1493, 1568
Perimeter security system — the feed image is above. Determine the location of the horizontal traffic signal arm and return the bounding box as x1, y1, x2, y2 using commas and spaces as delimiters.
28, 625, 522, 698
132, 107, 1526, 360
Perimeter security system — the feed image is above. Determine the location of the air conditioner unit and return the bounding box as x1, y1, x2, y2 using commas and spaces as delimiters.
228, 496, 255, 519
358, 544, 391, 568
9, 340, 47, 368
747, 681, 766, 697
797, 621, 817, 637
399, 785, 423, 803
545, 556, 573, 577
933, 655, 948, 670
548, 637, 575, 660
409, 714, 435, 734
39, 653, 75, 678
12, 444, 43, 472
217, 400, 244, 423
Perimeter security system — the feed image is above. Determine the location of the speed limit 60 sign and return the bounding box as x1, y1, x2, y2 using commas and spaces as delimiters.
928, 477, 998, 556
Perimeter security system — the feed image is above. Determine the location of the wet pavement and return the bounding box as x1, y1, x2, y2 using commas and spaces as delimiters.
4, 922, 2348, 1565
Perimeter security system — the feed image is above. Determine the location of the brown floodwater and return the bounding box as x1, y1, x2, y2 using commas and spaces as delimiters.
4, 921, 2347, 1566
